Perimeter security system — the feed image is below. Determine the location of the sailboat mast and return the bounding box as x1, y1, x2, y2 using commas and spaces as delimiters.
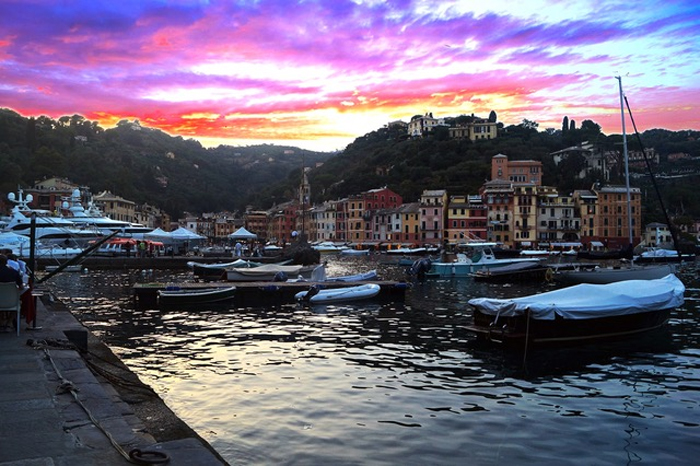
616, 76, 634, 247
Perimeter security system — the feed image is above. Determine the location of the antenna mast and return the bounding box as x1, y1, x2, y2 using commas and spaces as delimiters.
616, 75, 634, 247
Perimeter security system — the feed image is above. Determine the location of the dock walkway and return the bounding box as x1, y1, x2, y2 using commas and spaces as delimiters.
0, 294, 226, 465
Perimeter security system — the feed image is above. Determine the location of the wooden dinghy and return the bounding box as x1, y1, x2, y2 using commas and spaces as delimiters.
158, 286, 237, 305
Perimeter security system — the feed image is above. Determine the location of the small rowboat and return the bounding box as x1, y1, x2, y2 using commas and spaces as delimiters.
158, 286, 237, 305
295, 284, 381, 304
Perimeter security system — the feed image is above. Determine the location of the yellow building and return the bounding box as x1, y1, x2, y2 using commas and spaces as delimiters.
93, 191, 136, 223
449, 118, 498, 141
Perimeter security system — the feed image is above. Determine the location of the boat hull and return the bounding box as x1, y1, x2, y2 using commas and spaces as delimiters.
158, 286, 237, 305
472, 262, 550, 283
554, 264, 676, 285
470, 308, 671, 347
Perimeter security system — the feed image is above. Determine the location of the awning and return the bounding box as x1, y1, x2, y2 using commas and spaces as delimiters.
590, 241, 604, 247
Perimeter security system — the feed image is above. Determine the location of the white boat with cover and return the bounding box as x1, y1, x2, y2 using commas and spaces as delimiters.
467, 274, 685, 346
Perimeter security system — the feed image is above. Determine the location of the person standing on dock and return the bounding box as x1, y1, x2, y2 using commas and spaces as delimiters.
235, 242, 243, 257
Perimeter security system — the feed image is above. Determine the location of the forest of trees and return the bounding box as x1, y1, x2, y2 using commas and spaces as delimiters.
2, 108, 700, 228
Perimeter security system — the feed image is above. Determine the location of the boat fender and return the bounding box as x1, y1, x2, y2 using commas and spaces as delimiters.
260, 285, 280, 292
545, 268, 554, 282
273, 271, 288, 282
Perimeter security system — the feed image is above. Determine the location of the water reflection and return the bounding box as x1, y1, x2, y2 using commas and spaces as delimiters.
44, 260, 700, 465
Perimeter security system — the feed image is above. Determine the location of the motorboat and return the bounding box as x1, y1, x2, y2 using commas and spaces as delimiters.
472, 261, 551, 283
4, 189, 102, 247
467, 274, 685, 346
634, 248, 695, 264
427, 243, 542, 278
553, 262, 676, 285
312, 241, 348, 253
61, 189, 153, 238
386, 247, 428, 255
295, 283, 381, 304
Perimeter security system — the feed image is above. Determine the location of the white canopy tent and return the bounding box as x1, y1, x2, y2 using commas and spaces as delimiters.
170, 227, 206, 241
143, 227, 173, 241
168, 227, 206, 255
229, 227, 257, 240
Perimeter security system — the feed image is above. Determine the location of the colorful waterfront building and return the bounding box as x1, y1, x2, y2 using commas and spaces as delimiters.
419, 189, 447, 246
445, 195, 488, 243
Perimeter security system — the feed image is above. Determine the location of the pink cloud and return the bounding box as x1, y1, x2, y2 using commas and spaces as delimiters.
0, 0, 697, 149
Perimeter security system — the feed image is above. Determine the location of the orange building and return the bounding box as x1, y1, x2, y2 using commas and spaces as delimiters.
491, 154, 542, 186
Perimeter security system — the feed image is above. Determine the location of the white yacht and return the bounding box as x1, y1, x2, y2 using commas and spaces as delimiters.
61, 189, 153, 239
3, 189, 102, 247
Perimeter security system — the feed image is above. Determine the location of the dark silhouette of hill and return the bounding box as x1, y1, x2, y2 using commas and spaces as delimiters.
0, 109, 333, 217
1, 108, 699, 226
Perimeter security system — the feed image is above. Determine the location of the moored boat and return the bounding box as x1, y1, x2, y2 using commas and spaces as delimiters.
634, 248, 695, 264
340, 248, 371, 256
472, 261, 550, 283
4, 189, 103, 247
554, 262, 676, 285
187, 258, 292, 280
295, 283, 381, 304
467, 274, 685, 347
427, 243, 541, 278
325, 269, 378, 282
158, 285, 237, 305
312, 241, 348, 254
225, 263, 317, 282
386, 247, 427, 255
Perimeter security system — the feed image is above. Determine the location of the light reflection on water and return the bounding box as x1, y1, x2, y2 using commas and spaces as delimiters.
46, 258, 700, 465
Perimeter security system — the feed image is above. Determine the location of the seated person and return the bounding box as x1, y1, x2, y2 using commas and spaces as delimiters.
6, 253, 28, 284
0, 254, 22, 330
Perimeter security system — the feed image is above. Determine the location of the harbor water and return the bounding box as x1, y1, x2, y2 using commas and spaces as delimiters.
45, 256, 700, 465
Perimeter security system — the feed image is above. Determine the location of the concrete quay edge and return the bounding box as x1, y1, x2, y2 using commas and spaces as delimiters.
0, 292, 227, 466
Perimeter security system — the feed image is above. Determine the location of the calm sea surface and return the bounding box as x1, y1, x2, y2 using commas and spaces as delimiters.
46, 256, 700, 465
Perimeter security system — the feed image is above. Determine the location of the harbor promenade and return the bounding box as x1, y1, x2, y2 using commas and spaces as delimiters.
0, 293, 226, 465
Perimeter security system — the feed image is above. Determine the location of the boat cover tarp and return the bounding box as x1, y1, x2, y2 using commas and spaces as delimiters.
468, 274, 684, 320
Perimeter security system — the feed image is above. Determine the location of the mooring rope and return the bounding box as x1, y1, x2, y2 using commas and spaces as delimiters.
35, 340, 170, 464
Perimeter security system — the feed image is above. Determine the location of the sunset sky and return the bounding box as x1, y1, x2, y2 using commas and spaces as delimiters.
1, 0, 698, 152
